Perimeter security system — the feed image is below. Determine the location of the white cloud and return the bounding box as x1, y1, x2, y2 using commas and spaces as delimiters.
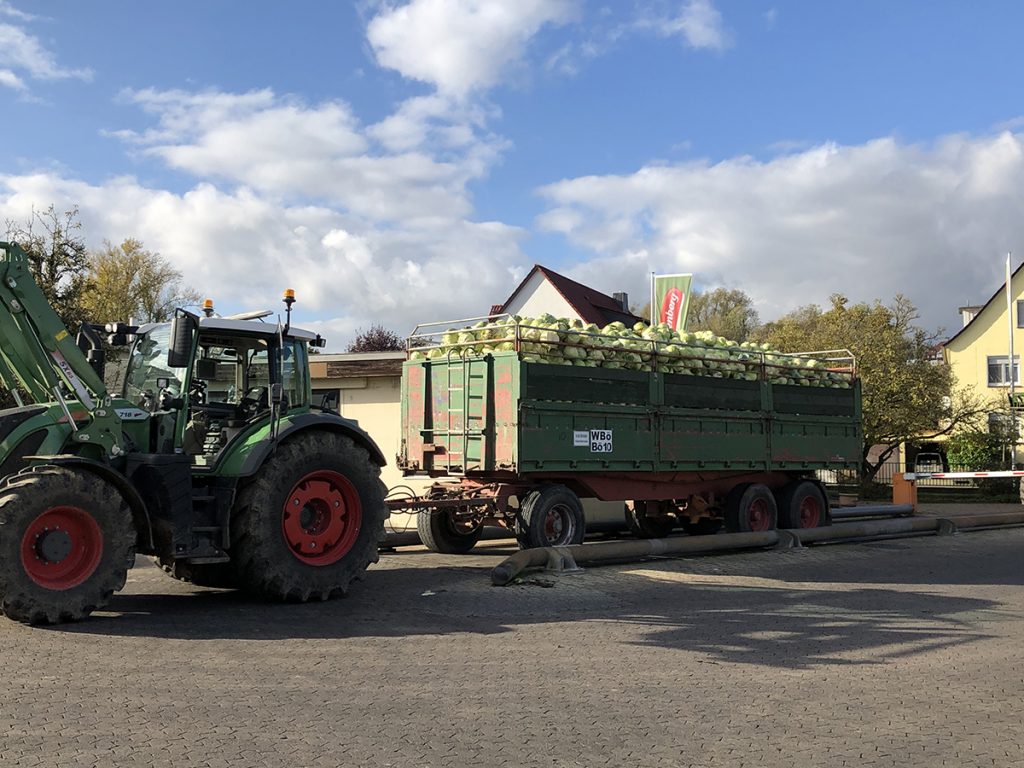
111, 88, 501, 222
642, 0, 730, 51
537, 131, 1024, 331
0, 68, 25, 91
0, 171, 530, 346
366, 0, 579, 96
0, 77, 532, 348
672, 0, 729, 50
0, 21, 91, 89
545, 1, 730, 81
0, 2, 38, 23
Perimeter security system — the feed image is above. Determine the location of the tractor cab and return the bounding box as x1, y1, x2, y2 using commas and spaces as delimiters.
122, 310, 319, 467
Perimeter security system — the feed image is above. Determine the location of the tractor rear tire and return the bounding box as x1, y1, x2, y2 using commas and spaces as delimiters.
230, 432, 387, 602
152, 556, 237, 589
515, 485, 585, 549
0, 465, 135, 624
417, 509, 484, 554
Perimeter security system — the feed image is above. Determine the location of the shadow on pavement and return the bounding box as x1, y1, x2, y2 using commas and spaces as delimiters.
50, 555, 1003, 671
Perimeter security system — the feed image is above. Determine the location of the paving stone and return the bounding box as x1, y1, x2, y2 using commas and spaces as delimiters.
0, 519, 1022, 766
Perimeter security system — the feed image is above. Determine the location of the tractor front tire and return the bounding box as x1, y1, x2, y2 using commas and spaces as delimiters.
230, 432, 387, 602
0, 465, 135, 624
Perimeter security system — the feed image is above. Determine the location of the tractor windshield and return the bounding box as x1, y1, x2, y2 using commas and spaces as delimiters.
123, 325, 185, 405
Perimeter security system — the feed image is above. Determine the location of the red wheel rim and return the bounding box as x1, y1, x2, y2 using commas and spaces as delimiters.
543, 503, 572, 544
799, 496, 822, 528
747, 498, 772, 531
20, 506, 104, 590
282, 470, 362, 566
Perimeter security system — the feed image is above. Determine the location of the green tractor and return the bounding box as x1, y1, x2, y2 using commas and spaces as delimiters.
0, 241, 388, 624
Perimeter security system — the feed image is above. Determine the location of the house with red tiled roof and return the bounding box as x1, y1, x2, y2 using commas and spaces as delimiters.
491, 264, 645, 327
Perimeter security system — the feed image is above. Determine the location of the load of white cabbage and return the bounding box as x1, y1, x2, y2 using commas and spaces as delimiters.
408, 315, 852, 388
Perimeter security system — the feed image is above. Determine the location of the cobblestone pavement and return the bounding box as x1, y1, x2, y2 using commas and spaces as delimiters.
1, 516, 1023, 767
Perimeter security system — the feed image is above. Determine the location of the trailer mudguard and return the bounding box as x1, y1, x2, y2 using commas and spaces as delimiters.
235, 412, 387, 478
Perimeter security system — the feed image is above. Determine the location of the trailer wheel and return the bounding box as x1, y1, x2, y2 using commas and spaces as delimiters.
230, 431, 387, 602
0, 466, 135, 624
516, 485, 585, 549
152, 556, 237, 589
777, 481, 827, 529
723, 483, 777, 533
417, 509, 484, 554
625, 501, 675, 539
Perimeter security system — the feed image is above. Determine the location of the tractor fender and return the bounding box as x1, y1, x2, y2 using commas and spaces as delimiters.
237, 412, 387, 478
23, 454, 154, 550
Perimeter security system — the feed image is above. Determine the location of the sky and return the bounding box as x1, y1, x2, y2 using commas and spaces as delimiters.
2, 1, 1024, 349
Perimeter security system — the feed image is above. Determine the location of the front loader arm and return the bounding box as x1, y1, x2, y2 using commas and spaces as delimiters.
0, 241, 108, 407
0, 242, 129, 461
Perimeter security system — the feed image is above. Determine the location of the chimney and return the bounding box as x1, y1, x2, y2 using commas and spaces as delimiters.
612, 292, 629, 312
958, 305, 982, 328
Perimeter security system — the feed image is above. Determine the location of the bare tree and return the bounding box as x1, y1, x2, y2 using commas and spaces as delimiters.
347, 325, 404, 352
5, 205, 89, 329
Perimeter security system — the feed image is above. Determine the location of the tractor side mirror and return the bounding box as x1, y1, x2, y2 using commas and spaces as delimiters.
167, 310, 199, 368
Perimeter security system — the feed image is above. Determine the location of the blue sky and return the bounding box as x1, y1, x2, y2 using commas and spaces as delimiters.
2, 1, 1024, 347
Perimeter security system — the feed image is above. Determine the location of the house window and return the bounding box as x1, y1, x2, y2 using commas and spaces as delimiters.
313, 388, 341, 411
1018, 300, 1024, 328
987, 355, 1021, 386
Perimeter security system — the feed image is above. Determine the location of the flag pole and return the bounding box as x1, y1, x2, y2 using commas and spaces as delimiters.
650, 272, 655, 325
1007, 252, 1018, 468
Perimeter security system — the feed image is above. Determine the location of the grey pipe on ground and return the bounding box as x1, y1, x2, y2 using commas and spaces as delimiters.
490, 512, 1024, 586
830, 504, 915, 520
794, 516, 939, 543
944, 511, 1024, 529
491, 531, 780, 586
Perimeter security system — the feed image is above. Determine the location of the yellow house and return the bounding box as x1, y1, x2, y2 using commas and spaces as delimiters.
943, 261, 1024, 430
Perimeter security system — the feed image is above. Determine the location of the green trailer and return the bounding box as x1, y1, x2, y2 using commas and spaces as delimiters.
395, 317, 861, 553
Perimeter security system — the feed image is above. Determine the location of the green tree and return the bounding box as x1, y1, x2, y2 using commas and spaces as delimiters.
757, 293, 987, 478
634, 287, 760, 340
686, 287, 760, 341
4, 205, 89, 329
945, 431, 1004, 470
346, 324, 404, 353
81, 238, 200, 323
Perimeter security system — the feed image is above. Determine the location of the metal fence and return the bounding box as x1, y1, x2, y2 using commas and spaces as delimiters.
818, 460, 1020, 491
